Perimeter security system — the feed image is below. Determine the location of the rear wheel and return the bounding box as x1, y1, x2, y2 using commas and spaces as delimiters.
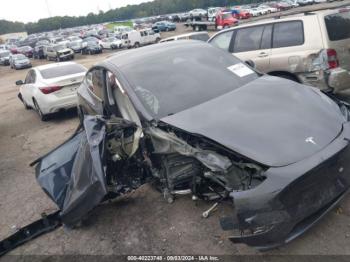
33, 99, 49, 121
134, 42, 140, 48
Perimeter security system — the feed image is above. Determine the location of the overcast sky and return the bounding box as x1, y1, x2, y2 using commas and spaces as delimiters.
0, 0, 153, 23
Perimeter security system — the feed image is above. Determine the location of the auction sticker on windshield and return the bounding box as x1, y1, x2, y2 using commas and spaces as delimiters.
227, 63, 254, 77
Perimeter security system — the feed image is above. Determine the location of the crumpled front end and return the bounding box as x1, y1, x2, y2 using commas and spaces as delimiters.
221, 122, 350, 249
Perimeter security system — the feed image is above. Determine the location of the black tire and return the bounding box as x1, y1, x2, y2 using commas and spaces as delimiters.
134, 42, 140, 48
33, 99, 49, 121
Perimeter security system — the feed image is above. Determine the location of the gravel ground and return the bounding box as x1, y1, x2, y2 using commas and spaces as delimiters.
1, 1, 350, 257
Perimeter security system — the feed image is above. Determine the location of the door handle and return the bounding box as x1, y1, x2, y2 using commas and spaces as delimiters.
258, 52, 268, 58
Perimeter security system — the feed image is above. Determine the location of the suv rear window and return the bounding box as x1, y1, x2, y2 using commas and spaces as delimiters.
325, 11, 350, 41
40, 64, 86, 79
273, 21, 304, 48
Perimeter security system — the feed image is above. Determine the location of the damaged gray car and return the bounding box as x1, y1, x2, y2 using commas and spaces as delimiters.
33, 41, 350, 250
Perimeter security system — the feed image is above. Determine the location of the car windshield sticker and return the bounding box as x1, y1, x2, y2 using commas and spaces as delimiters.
227, 63, 254, 77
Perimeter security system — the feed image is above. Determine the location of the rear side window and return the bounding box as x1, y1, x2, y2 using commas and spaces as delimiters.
209, 30, 233, 51
40, 64, 86, 79
272, 21, 304, 48
190, 33, 210, 42
233, 26, 264, 52
325, 11, 350, 41
261, 25, 273, 49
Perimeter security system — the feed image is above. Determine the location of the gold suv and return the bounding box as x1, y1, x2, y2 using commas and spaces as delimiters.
209, 8, 350, 93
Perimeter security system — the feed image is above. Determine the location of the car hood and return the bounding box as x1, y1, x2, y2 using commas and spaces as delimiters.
15, 59, 29, 63
57, 48, 72, 53
161, 75, 345, 167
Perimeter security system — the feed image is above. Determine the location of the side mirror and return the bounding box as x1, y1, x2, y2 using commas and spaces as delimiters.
16, 80, 24, 85
245, 60, 256, 69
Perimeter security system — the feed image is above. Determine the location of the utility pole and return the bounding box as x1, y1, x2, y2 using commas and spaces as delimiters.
45, 0, 52, 17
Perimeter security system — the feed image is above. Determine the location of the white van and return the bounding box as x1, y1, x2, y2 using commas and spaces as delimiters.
121, 29, 161, 48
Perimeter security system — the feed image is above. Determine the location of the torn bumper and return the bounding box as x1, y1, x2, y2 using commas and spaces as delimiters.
223, 122, 350, 249
327, 67, 350, 93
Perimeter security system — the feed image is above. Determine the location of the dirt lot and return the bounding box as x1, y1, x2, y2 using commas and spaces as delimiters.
1, 1, 350, 257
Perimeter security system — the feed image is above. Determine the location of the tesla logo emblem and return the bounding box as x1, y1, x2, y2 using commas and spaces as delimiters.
305, 137, 317, 145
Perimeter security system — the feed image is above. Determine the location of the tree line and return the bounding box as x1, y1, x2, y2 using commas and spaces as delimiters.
0, 0, 262, 35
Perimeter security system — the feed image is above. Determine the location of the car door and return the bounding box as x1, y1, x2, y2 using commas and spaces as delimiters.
78, 68, 105, 116
230, 24, 272, 72
21, 69, 36, 107
268, 20, 306, 74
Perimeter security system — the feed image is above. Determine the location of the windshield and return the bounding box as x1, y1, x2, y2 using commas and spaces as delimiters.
120, 44, 258, 119
53, 45, 65, 51
0, 51, 10, 58
222, 13, 232, 19
39, 64, 86, 79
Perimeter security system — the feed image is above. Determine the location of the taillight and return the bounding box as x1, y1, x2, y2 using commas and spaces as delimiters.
327, 49, 339, 69
39, 86, 62, 94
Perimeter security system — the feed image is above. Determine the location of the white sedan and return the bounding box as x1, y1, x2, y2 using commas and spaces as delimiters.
99, 37, 123, 49
16, 62, 87, 121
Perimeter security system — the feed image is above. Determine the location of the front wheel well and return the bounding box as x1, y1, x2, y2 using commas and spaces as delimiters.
268, 71, 300, 83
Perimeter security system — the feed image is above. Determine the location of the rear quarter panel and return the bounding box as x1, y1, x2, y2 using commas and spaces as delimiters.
269, 16, 324, 75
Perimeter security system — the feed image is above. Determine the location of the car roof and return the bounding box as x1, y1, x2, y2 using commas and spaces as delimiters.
161, 32, 209, 41
103, 40, 209, 69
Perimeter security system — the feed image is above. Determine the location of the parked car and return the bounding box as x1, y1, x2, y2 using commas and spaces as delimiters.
9, 54, 32, 69
209, 8, 350, 93
16, 62, 87, 121
189, 8, 207, 18
258, 5, 278, 13
68, 41, 83, 53
33, 45, 46, 59
8, 45, 18, 54
121, 29, 161, 48
0, 50, 11, 65
45, 44, 74, 62
232, 9, 251, 19
298, 0, 315, 5
81, 42, 103, 55
99, 37, 123, 49
17, 46, 33, 58
160, 32, 210, 43
33, 41, 350, 251
81, 36, 100, 48
249, 7, 263, 16
152, 21, 177, 32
